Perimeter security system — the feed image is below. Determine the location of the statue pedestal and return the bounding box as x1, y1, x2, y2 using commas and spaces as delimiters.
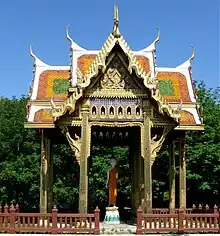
104, 206, 120, 224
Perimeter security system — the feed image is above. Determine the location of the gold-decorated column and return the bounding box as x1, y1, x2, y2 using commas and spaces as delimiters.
179, 132, 186, 209
169, 140, 176, 212
143, 107, 152, 213
47, 140, 53, 213
40, 129, 52, 213
79, 104, 90, 213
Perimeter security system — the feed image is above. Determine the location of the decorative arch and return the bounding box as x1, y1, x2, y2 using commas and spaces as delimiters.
91, 106, 97, 117
100, 105, 106, 118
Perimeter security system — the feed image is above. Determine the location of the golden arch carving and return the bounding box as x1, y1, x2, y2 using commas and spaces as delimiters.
100, 105, 106, 118
108, 105, 115, 118
91, 106, 97, 118
135, 105, 141, 119
126, 106, 132, 119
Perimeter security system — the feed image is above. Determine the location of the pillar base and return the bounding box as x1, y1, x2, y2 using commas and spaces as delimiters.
104, 206, 120, 224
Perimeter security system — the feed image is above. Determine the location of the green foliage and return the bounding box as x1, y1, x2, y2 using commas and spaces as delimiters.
186, 81, 220, 206
0, 96, 40, 209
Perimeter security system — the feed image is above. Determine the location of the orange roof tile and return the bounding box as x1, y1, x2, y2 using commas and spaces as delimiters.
77, 55, 96, 76
157, 72, 191, 103
136, 56, 150, 73
179, 110, 196, 125
34, 109, 53, 123
37, 70, 70, 100
77, 54, 150, 77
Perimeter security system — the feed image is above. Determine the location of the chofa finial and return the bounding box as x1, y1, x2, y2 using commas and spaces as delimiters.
112, 4, 121, 38
65, 24, 86, 51
190, 45, 195, 62
66, 24, 74, 45
29, 45, 47, 67
154, 27, 160, 45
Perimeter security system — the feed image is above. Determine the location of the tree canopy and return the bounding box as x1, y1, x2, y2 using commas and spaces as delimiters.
0, 81, 219, 212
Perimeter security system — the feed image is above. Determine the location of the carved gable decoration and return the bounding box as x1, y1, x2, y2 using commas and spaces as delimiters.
101, 55, 139, 90
87, 54, 147, 98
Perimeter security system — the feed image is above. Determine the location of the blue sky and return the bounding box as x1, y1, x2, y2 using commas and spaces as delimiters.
0, 0, 219, 98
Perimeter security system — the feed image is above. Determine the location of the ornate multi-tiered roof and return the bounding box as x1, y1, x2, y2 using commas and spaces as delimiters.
25, 7, 203, 130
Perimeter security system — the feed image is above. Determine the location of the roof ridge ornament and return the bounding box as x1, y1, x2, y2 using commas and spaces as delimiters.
29, 45, 48, 67
138, 27, 160, 52
112, 4, 121, 38
189, 45, 195, 63
154, 27, 160, 47
66, 24, 86, 51
176, 45, 195, 69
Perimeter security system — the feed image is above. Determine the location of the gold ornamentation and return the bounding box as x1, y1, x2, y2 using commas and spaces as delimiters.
79, 34, 153, 90
89, 121, 143, 128
60, 125, 81, 164
42, 147, 47, 175
112, 5, 121, 38
151, 89, 181, 122
87, 89, 148, 98
101, 67, 125, 89
51, 88, 83, 120
150, 126, 172, 166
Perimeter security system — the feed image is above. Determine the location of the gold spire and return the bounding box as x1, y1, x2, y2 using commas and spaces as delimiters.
112, 4, 121, 38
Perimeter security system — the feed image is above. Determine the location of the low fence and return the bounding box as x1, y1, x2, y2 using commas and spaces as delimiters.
0, 204, 100, 234
152, 204, 217, 214
137, 205, 220, 234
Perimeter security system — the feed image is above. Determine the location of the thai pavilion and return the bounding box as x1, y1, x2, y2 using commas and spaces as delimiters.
24, 6, 204, 214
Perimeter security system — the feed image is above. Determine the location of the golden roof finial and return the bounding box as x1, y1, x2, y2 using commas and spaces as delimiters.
112, 4, 121, 38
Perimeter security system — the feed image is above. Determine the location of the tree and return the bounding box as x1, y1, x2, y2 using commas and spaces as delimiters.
0, 96, 40, 210
186, 82, 220, 206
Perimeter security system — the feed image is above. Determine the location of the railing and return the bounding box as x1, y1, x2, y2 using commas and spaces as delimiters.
152, 204, 216, 214
0, 204, 100, 234
137, 205, 220, 234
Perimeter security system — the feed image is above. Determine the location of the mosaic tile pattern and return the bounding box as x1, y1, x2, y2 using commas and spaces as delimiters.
77, 55, 96, 76
157, 72, 191, 102
36, 70, 191, 103
180, 110, 196, 125
158, 80, 174, 96
136, 56, 150, 73
37, 70, 70, 100
77, 54, 150, 77
34, 109, 53, 123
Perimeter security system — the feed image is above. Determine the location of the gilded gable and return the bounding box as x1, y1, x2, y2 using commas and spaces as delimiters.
86, 53, 147, 98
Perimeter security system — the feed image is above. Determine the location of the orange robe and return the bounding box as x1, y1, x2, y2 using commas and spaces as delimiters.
108, 167, 118, 206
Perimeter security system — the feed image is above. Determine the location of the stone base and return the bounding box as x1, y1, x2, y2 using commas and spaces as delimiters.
104, 206, 120, 224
